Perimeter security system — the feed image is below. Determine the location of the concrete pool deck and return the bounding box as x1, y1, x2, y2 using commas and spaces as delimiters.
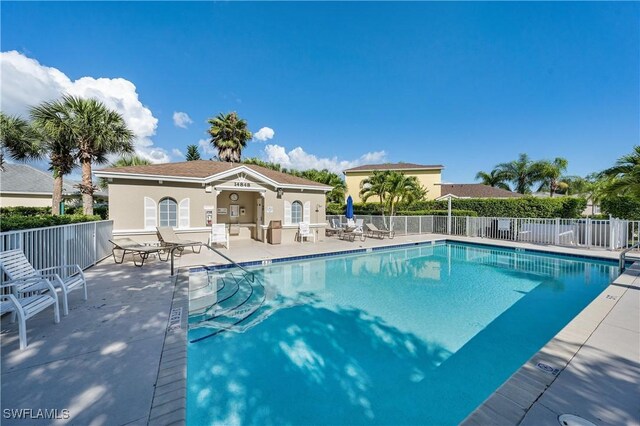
1, 235, 638, 425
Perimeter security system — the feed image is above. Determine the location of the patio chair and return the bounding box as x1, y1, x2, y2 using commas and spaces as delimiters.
110, 238, 170, 267
156, 227, 203, 253
0, 249, 87, 316
297, 222, 316, 243
209, 224, 230, 249
1, 276, 60, 350
340, 219, 366, 242
365, 223, 395, 239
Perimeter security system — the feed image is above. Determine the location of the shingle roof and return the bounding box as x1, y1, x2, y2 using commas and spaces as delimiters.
0, 163, 76, 194
343, 163, 444, 173
1, 163, 108, 197
96, 160, 331, 189
439, 184, 522, 198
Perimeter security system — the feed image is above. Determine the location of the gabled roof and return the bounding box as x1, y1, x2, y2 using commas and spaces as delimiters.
1, 163, 75, 195
438, 183, 522, 199
94, 160, 332, 190
343, 163, 444, 173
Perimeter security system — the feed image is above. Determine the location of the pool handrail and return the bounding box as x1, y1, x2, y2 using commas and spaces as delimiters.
619, 241, 640, 272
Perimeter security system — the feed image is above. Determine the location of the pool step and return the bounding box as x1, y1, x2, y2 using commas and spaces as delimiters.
189, 270, 269, 341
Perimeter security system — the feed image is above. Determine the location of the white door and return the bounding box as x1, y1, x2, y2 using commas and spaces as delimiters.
256, 198, 264, 241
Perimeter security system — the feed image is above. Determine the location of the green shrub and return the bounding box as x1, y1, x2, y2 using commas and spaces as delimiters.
0, 214, 102, 232
396, 209, 478, 217
329, 197, 587, 218
0, 206, 51, 216
600, 196, 640, 220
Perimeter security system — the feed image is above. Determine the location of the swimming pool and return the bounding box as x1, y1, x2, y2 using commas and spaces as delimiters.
187, 242, 619, 425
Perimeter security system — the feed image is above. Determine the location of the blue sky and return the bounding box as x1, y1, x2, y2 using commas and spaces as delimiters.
1, 1, 638, 183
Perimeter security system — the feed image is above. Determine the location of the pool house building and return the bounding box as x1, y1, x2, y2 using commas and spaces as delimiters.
94, 160, 332, 244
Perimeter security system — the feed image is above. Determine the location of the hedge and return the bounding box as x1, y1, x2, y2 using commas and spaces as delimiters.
600, 196, 640, 220
0, 215, 102, 232
328, 197, 587, 219
396, 209, 478, 217
0, 205, 108, 220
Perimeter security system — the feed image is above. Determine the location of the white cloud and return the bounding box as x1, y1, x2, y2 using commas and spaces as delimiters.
253, 127, 275, 142
171, 148, 184, 158
263, 144, 386, 174
172, 111, 193, 128
0, 50, 170, 163
198, 138, 216, 156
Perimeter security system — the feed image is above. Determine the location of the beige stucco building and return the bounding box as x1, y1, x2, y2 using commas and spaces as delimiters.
343, 163, 444, 202
94, 160, 331, 244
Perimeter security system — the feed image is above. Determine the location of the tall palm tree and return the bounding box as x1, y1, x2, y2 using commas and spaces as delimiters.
28, 106, 79, 215
0, 112, 41, 171
33, 95, 135, 215
360, 170, 391, 209
207, 112, 252, 162
537, 157, 569, 197
474, 169, 511, 190
598, 146, 640, 199
496, 153, 545, 194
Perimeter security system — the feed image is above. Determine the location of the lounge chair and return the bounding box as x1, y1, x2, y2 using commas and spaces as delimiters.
209, 224, 230, 249
110, 238, 170, 267
156, 226, 204, 253
297, 222, 316, 243
340, 219, 366, 242
365, 223, 395, 239
0, 249, 87, 316
1, 276, 60, 350
325, 219, 341, 236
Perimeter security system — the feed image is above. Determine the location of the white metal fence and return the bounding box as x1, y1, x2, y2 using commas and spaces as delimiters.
327, 215, 640, 251
0, 220, 114, 279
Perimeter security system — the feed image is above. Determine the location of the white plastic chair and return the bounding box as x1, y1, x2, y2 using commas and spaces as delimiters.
298, 222, 316, 243
209, 224, 230, 249
1, 276, 60, 350
0, 249, 87, 316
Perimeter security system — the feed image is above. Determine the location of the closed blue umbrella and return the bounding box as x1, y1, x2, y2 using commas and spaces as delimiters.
345, 195, 354, 219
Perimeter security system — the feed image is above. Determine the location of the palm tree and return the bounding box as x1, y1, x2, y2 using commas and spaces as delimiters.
537, 157, 569, 197
33, 95, 135, 215
207, 112, 252, 162
298, 169, 347, 204
185, 144, 201, 161
475, 169, 511, 190
598, 146, 640, 199
496, 153, 545, 194
360, 170, 391, 210
0, 113, 41, 172
384, 172, 425, 217
110, 155, 151, 167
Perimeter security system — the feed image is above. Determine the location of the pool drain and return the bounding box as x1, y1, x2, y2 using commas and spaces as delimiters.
536, 362, 560, 375
558, 414, 597, 426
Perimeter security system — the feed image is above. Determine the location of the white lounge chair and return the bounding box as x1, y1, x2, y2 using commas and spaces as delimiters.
209, 223, 230, 249
157, 227, 203, 253
297, 222, 316, 243
0, 249, 87, 316
365, 223, 395, 239
1, 277, 60, 350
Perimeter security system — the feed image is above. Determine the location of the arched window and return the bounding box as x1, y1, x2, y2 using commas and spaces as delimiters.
159, 197, 178, 227
291, 201, 303, 224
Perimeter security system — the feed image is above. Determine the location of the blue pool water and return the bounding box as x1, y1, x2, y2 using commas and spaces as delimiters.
187, 242, 618, 425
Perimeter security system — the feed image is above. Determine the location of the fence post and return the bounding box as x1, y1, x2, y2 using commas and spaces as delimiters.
93, 222, 98, 266
554, 218, 560, 245
466, 216, 470, 237
609, 218, 616, 250
586, 218, 592, 249
404, 217, 408, 236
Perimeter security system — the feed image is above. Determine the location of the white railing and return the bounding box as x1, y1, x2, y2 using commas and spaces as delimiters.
0, 220, 114, 278
327, 215, 640, 251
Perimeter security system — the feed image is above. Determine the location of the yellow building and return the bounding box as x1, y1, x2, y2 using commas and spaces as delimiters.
343, 163, 444, 202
